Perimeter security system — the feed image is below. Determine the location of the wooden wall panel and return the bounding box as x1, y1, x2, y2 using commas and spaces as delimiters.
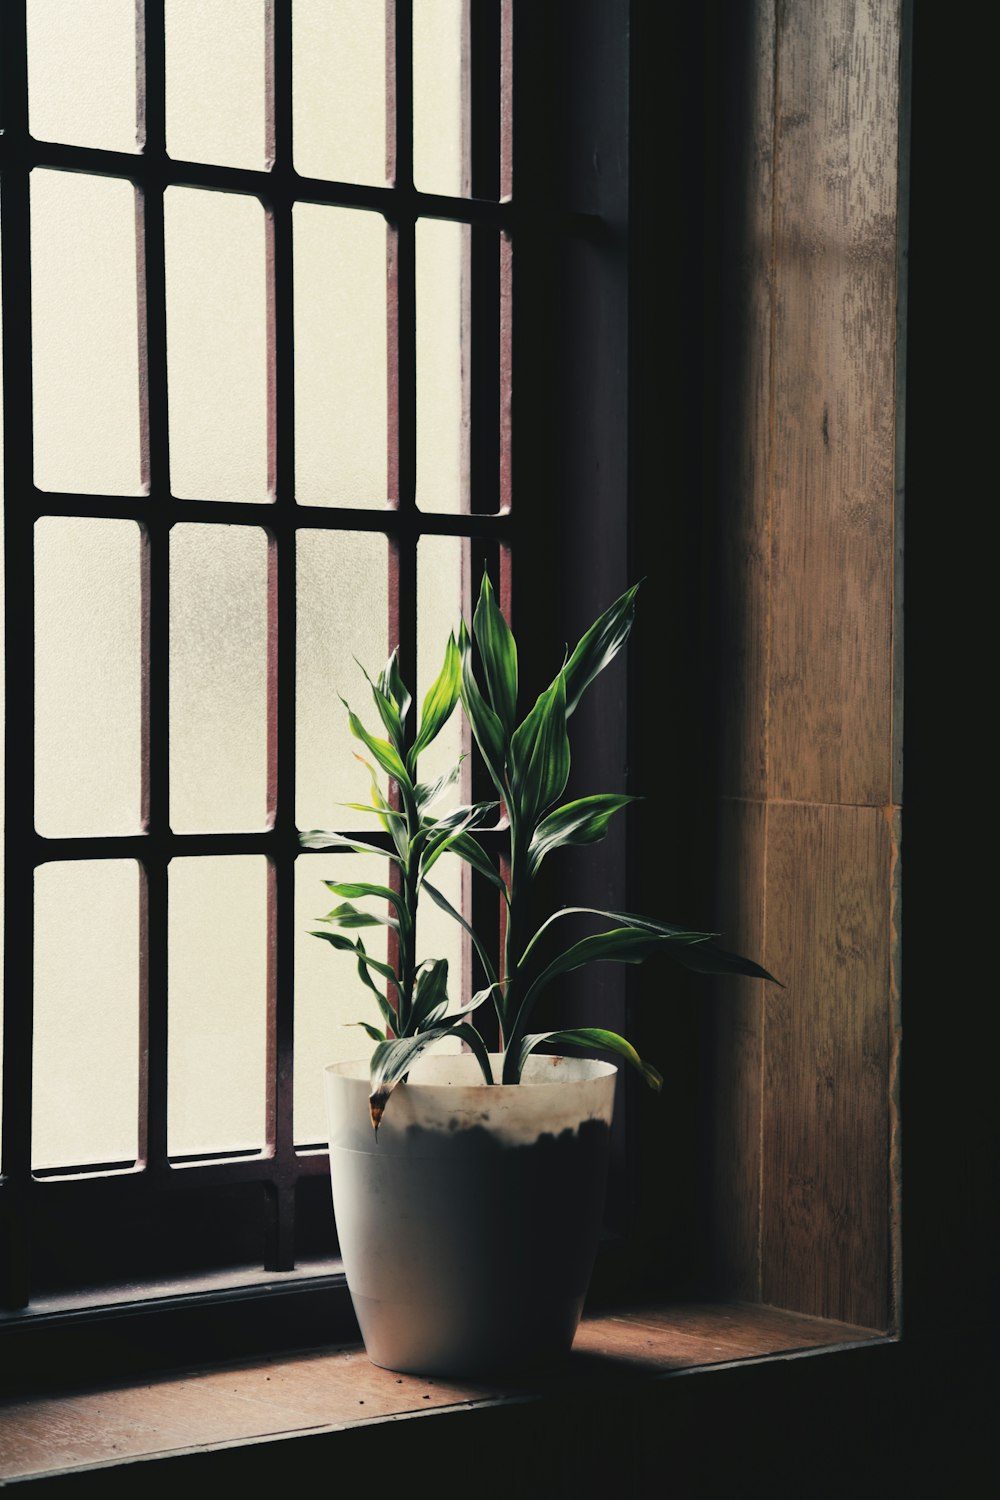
761, 802, 892, 1330
707, 0, 902, 1330
768, 0, 900, 807
717, 0, 775, 803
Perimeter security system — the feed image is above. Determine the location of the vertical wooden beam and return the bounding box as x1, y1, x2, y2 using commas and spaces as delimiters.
709, 0, 903, 1331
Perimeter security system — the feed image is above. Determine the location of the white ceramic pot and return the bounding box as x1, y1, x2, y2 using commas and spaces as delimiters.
324, 1051, 617, 1378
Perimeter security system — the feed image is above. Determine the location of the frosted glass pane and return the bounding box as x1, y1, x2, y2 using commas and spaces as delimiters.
417, 534, 469, 789
27, 0, 140, 153
166, 0, 270, 170
294, 0, 386, 187
32, 861, 140, 1170
168, 857, 267, 1157
295, 530, 388, 832
413, 0, 469, 196
294, 203, 387, 507
34, 517, 143, 838
165, 187, 269, 502
170, 524, 269, 833
30, 171, 144, 496
294, 853, 388, 1144
416, 218, 469, 514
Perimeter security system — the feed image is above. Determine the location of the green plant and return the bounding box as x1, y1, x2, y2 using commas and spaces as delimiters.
300, 640, 498, 1121
304, 575, 778, 1131
455, 570, 779, 1086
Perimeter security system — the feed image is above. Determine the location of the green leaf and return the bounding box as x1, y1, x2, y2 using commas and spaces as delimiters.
368, 1023, 493, 1133
340, 696, 411, 788
407, 958, 450, 1033
458, 618, 508, 795
562, 581, 640, 717
409, 633, 462, 768
345, 1020, 387, 1046
509, 671, 571, 830
420, 801, 497, 876
527, 793, 638, 875
298, 830, 401, 865
414, 756, 465, 815
472, 571, 518, 736
323, 879, 404, 917
444, 830, 509, 897
517, 926, 682, 1030
519, 905, 718, 971
378, 647, 412, 722
319, 901, 398, 932
666, 942, 781, 985
519, 1028, 662, 1090
422, 878, 499, 989
310, 929, 401, 991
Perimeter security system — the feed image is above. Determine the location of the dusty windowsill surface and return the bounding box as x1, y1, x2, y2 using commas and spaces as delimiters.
0, 1301, 887, 1487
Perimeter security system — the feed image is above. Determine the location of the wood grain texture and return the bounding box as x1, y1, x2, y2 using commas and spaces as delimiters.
716, 0, 775, 803
761, 802, 891, 1330
768, 0, 901, 806
0, 1302, 883, 1483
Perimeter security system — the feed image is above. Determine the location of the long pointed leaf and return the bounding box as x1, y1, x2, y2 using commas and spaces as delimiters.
323, 879, 405, 916
407, 957, 450, 1033
519, 1028, 662, 1090
472, 571, 518, 735
519, 906, 718, 971
458, 618, 508, 795
345, 1020, 387, 1046
527, 793, 638, 875
409, 632, 462, 768
319, 901, 399, 932
340, 696, 411, 789
562, 581, 641, 717
298, 830, 401, 865
369, 1023, 493, 1133
422, 878, 499, 988
444, 830, 509, 898
378, 647, 412, 722
414, 756, 465, 815
310, 929, 401, 991
509, 671, 570, 829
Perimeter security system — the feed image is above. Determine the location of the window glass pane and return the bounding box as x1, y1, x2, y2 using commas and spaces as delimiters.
293, 0, 386, 187
295, 529, 388, 833
294, 204, 387, 508
416, 217, 469, 514
166, 0, 270, 170
413, 0, 469, 196
417, 535, 471, 1009
168, 856, 268, 1158
34, 517, 143, 838
294, 852, 388, 1145
30, 170, 144, 497
170, 523, 269, 833
27, 0, 140, 154
164, 186, 269, 502
32, 860, 140, 1171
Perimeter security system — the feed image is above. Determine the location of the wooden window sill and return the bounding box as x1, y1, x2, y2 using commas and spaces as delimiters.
0, 1301, 888, 1488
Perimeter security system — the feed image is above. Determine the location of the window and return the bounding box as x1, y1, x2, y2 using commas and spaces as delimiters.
1, 0, 540, 1319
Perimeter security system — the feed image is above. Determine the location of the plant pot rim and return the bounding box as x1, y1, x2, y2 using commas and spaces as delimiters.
325, 1052, 617, 1093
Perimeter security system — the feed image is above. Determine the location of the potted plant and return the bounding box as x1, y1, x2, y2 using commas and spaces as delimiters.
304, 574, 778, 1378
